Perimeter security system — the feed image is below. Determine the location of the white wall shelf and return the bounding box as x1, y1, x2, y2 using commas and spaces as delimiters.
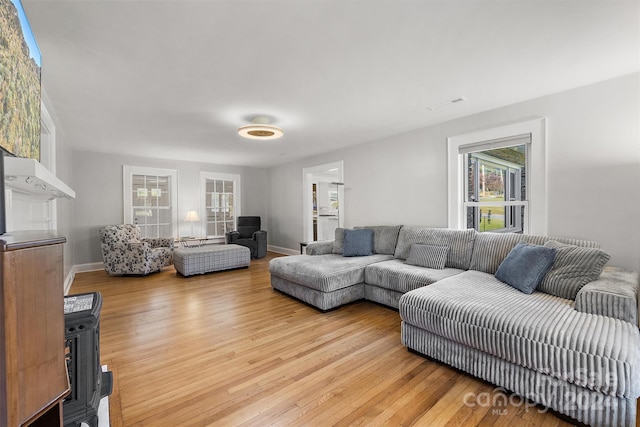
4, 157, 76, 200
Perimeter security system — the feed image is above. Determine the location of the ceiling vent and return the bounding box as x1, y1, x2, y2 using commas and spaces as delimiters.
426, 97, 467, 111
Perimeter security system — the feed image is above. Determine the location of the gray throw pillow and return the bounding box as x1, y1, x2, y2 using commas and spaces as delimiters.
405, 244, 449, 269
393, 227, 476, 270
342, 229, 374, 257
538, 240, 610, 300
495, 242, 557, 294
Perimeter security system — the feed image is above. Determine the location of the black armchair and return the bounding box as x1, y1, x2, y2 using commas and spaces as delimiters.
225, 216, 267, 258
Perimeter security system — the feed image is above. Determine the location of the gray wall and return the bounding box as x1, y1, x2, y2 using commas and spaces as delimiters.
70, 150, 269, 265
267, 73, 640, 271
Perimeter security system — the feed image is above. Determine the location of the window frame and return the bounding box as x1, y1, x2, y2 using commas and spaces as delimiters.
199, 172, 241, 240
123, 165, 179, 238
447, 118, 547, 235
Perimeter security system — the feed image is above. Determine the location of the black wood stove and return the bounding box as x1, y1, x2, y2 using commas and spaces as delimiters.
63, 292, 113, 427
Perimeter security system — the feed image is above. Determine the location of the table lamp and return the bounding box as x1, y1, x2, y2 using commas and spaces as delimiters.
184, 210, 200, 238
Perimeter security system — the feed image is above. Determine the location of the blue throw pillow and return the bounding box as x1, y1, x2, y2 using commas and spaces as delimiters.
342, 229, 374, 257
495, 242, 557, 294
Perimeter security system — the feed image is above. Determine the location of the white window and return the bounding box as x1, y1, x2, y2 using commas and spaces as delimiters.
463, 137, 527, 233
448, 118, 547, 235
123, 166, 178, 238
200, 172, 241, 238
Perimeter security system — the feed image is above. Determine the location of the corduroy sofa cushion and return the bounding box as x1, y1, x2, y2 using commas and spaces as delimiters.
355, 225, 403, 255
399, 270, 640, 399
269, 253, 393, 292
364, 259, 464, 294
405, 244, 449, 269
332, 227, 346, 254
574, 268, 639, 325
394, 227, 476, 270
469, 232, 601, 276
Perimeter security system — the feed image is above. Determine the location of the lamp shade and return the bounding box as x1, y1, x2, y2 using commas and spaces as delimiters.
184, 210, 200, 222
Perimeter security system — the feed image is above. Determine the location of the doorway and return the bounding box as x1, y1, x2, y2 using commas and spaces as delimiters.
302, 161, 344, 243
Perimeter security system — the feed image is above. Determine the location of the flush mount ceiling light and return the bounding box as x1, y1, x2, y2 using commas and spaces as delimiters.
238, 116, 283, 140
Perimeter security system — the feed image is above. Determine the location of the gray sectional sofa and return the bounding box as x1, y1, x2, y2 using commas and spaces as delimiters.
268, 225, 640, 427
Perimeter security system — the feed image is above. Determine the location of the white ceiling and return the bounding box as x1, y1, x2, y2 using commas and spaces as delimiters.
22, 0, 639, 168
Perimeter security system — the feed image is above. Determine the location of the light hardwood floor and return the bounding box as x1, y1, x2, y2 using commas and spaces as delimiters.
70, 252, 578, 427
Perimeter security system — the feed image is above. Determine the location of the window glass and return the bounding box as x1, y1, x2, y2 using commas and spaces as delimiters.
202, 174, 241, 238
465, 145, 526, 233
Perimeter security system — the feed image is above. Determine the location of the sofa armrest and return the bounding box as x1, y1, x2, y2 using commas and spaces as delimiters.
126, 241, 150, 255
574, 267, 638, 326
254, 230, 267, 258
142, 237, 174, 249
306, 241, 334, 255
253, 230, 267, 243
226, 231, 240, 244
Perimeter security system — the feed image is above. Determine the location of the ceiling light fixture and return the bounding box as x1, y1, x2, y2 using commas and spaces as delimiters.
238, 116, 283, 140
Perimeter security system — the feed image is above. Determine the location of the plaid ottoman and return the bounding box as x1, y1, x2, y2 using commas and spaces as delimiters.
174, 244, 251, 276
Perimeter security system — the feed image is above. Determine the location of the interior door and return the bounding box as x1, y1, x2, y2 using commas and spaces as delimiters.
302, 161, 344, 243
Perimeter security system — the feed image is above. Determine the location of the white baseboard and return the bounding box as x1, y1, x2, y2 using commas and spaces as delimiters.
65, 262, 104, 295
64, 268, 76, 295
66, 248, 301, 294
75, 262, 105, 272
268, 245, 299, 256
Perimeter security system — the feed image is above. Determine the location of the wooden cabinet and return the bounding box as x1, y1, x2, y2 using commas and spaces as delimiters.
0, 232, 69, 426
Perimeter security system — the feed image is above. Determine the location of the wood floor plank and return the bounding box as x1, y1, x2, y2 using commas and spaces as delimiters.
70, 252, 581, 426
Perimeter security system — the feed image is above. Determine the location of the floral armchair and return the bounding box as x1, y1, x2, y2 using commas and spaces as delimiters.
99, 224, 174, 275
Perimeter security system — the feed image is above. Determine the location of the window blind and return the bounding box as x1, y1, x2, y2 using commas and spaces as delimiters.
458, 133, 531, 154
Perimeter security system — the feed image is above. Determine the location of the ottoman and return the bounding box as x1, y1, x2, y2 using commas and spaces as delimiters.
174, 244, 251, 276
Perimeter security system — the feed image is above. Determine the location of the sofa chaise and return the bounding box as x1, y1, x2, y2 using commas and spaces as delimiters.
268, 225, 640, 426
